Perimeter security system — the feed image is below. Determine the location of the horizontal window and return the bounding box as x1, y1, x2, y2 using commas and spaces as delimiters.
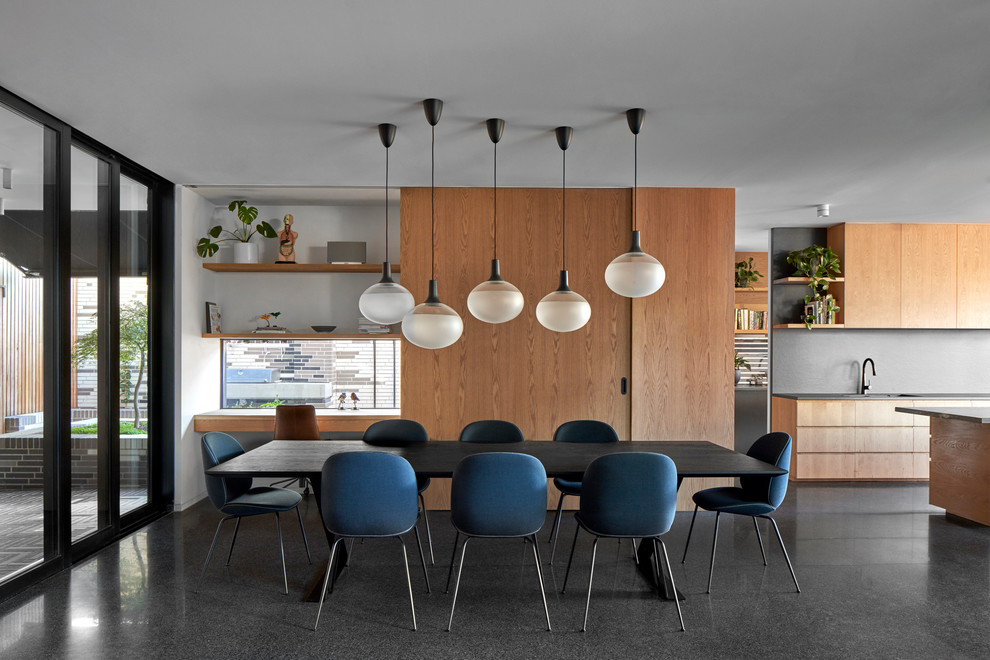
221, 339, 400, 410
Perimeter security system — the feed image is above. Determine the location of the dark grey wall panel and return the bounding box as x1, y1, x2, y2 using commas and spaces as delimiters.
772, 329, 990, 394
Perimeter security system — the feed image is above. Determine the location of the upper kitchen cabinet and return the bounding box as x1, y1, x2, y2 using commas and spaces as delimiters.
900, 224, 956, 328
956, 224, 990, 328
827, 223, 901, 328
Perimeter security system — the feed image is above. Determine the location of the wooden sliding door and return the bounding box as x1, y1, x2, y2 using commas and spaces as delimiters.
401, 187, 633, 508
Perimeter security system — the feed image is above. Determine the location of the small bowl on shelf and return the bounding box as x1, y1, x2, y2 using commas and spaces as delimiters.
311, 325, 337, 333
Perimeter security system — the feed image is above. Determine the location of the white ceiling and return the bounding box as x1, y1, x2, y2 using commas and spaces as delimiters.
1, 0, 989, 249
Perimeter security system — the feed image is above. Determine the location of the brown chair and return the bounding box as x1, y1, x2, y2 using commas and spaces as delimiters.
272, 404, 321, 492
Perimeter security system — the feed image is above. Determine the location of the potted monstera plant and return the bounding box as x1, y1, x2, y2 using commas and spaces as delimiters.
197, 200, 277, 263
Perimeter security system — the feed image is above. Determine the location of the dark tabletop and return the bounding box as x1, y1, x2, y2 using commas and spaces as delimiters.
205, 440, 785, 480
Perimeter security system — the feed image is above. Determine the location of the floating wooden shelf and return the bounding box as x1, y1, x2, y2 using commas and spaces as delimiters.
202, 263, 399, 273
734, 329, 768, 334
772, 277, 844, 284
202, 332, 401, 340
772, 324, 845, 329
734, 287, 768, 292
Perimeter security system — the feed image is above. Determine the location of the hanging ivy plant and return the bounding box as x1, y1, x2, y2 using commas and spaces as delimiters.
786, 245, 842, 328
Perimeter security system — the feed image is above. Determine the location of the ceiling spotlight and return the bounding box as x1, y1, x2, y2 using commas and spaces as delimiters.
817, 204, 830, 218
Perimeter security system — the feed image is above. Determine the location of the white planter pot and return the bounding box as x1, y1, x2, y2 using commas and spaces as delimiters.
232, 242, 259, 264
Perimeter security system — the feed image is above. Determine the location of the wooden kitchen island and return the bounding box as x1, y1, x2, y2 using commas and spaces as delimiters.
897, 406, 990, 525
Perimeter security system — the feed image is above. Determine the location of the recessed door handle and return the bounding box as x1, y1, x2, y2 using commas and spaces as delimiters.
620, 377, 627, 395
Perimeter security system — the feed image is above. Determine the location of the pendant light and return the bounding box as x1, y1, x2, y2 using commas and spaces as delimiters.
604, 108, 666, 297
359, 123, 415, 325
536, 126, 591, 333
467, 118, 524, 324
401, 99, 464, 349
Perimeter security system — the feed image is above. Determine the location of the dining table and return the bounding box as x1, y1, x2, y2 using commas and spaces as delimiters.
206, 439, 786, 601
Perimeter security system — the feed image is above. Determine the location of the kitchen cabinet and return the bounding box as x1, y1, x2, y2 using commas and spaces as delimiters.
772, 397, 976, 481
900, 224, 956, 328
827, 223, 901, 328
956, 224, 990, 328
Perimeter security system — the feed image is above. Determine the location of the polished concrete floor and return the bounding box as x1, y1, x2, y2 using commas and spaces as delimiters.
1, 483, 990, 659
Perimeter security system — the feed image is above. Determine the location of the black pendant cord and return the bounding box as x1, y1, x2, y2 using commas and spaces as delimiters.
633, 133, 638, 233
562, 148, 567, 272
493, 140, 498, 261
384, 144, 390, 262
431, 123, 436, 281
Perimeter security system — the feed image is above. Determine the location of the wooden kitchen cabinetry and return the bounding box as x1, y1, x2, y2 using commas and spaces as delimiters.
827, 223, 901, 328
900, 224, 957, 328
956, 224, 990, 328
772, 397, 975, 481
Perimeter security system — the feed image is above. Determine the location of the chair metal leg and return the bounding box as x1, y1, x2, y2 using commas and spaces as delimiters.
412, 525, 431, 593
419, 492, 435, 564
548, 493, 567, 565
398, 538, 417, 631
628, 537, 639, 564
681, 504, 699, 563
296, 506, 312, 564
314, 537, 343, 630
763, 515, 801, 593
225, 516, 242, 566
200, 515, 234, 580
445, 531, 460, 594
707, 511, 720, 594
656, 538, 685, 631
275, 512, 288, 595
561, 524, 581, 594
528, 535, 552, 631
753, 516, 767, 566
346, 538, 354, 567
581, 537, 600, 632
446, 537, 471, 632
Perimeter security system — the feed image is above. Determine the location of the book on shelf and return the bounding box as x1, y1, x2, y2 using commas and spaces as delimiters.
803, 296, 837, 325
357, 317, 392, 334
253, 327, 289, 334
734, 308, 766, 331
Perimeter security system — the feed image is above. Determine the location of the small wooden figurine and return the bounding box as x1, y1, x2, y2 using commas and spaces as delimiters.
350, 392, 360, 410
276, 214, 297, 264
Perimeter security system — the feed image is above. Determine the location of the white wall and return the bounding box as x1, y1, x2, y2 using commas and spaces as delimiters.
174, 187, 220, 509
173, 194, 401, 508
210, 203, 402, 333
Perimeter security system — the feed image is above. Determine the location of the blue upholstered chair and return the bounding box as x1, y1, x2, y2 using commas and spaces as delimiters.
458, 419, 525, 444
561, 452, 684, 632
363, 419, 435, 563
680, 432, 800, 594
445, 452, 551, 632
314, 451, 429, 631
200, 432, 312, 594
546, 420, 619, 564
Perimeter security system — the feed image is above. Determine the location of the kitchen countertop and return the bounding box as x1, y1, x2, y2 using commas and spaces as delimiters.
895, 406, 990, 424
773, 393, 990, 400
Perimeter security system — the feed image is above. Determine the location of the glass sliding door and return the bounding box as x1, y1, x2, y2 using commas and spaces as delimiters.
118, 174, 149, 516
69, 146, 110, 543
0, 102, 51, 582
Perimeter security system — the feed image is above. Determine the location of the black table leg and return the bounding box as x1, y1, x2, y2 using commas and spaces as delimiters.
301, 475, 348, 602
635, 476, 685, 601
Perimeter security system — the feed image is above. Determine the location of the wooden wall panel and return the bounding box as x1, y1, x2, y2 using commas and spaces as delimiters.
401, 187, 633, 509
956, 224, 990, 328
0, 258, 45, 427
901, 224, 956, 328
631, 188, 735, 509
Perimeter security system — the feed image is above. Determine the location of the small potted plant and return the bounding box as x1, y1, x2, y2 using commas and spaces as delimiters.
786, 245, 842, 328
197, 200, 277, 263
734, 351, 750, 384
735, 257, 763, 288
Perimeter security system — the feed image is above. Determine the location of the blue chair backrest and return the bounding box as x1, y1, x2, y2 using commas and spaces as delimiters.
739, 432, 792, 509
553, 420, 619, 444
201, 432, 253, 510
459, 420, 524, 444
363, 419, 429, 447
451, 453, 547, 537
321, 451, 419, 537
579, 453, 677, 537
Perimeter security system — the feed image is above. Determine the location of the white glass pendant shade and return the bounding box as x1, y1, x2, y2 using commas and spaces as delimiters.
605, 231, 665, 297
536, 270, 591, 332
402, 280, 463, 349
467, 259, 524, 324
359, 263, 414, 324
